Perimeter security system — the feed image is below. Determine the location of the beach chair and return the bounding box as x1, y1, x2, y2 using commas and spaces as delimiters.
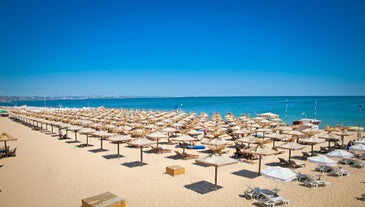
329, 166, 349, 177
303, 175, 331, 188
278, 157, 289, 166
301, 152, 311, 159
315, 165, 331, 173
151, 146, 171, 154
234, 148, 245, 158
351, 159, 365, 168
289, 160, 305, 168
272, 147, 285, 154
258, 193, 290, 207
7, 147, 17, 157
296, 172, 308, 182
242, 185, 262, 200
182, 152, 199, 160
174, 151, 183, 159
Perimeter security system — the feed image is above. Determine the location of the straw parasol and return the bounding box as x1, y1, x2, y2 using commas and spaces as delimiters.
128, 138, 154, 165
265, 133, 286, 147
171, 134, 197, 155
235, 135, 260, 147
196, 153, 238, 190
67, 125, 83, 142
146, 131, 168, 147
334, 130, 350, 148
276, 142, 305, 161
92, 131, 113, 150
0, 132, 17, 153
78, 128, 96, 147
300, 136, 325, 155
243, 140, 280, 174
202, 138, 230, 153
109, 135, 133, 157
319, 133, 340, 152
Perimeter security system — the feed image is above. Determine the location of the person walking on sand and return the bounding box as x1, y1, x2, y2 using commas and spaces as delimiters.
58, 128, 63, 139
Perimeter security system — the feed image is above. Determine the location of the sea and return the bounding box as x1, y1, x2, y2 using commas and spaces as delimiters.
1, 96, 364, 129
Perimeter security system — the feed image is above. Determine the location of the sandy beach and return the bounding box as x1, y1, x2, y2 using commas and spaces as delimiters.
0, 110, 364, 207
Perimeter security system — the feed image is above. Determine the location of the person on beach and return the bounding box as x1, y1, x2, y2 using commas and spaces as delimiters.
58, 129, 63, 139
347, 140, 353, 151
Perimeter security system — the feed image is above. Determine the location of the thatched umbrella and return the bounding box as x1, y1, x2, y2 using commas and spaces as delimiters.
319, 133, 339, 152
196, 153, 238, 190
67, 125, 83, 142
92, 131, 113, 150
334, 130, 350, 148
265, 133, 286, 147
146, 131, 168, 148
109, 135, 133, 157
128, 138, 154, 165
0, 132, 17, 154
79, 128, 96, 147
235, 135, 260, 147
243, 140, 280, 174
202, 138, 230, 153
171, 134, 197, 155
300, 136, 325, 155
276, 142, 305, 161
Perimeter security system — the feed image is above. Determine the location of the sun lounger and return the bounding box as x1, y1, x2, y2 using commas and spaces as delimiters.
278, 157, 289, 166
243, 185, 262, 200
151, 146, 171, 154
234, 149, 245, 158
303, 175, 331, 188
174, 151, 183, 159
7, 147, 17, 157
351, 159, 365, 168
338, 158, 353, 165
315, 165, 332, 173
272, 147, 285, 154
296, 172, 308, 182
182, 152, 199, 160
258, 193, 290, 207
289, 160, 305, 168
330, 166, 350, 177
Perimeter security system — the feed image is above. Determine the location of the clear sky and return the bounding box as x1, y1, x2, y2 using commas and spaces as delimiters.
0, 0, 364, 97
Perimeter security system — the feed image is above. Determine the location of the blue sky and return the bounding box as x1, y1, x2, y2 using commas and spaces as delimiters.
0, 0, 364, 96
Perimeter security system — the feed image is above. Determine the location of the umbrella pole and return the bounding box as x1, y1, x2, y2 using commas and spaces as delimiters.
86, 135, 89, 146
289, 150, 292, 161
100, 137, 103, 149
341, 136, 344, 149
75, 131, 77, 142
273, 141, 275, 148
117, 143, 120, 156
4, 141, 7, 155
215, 166, 218, 190
258, 155, 262, 174
140, 146, 143, 165
51, 126, 54, 134
157, 139, 159, 148
311, 144, 314, 155
328, 140, 330, 152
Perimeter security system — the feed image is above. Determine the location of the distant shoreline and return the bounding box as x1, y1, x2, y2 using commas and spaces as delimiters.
1, 95, 364, 103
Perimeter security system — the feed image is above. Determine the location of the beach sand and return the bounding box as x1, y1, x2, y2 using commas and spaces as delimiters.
0, 116, 364, 207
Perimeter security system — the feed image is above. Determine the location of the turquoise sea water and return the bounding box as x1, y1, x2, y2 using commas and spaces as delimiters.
1, 96, 364, 129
